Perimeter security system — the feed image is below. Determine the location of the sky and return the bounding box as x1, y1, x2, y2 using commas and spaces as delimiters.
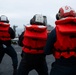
0, 0, 76, 34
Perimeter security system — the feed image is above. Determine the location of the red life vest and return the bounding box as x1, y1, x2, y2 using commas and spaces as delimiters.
0, 22, 11, 41
22, 25, 47, 54
54, 17, 76, 59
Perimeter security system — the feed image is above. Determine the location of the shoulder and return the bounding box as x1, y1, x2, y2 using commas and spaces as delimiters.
49, 28, 56, 37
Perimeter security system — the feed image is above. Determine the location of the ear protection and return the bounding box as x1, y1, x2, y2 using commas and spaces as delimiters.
30, 18, 34, 25
56, 13, 60, 20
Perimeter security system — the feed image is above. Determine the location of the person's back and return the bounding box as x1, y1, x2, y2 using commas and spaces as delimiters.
17, 14, 48, 75
44, 6, 76, 75
0, 15, 15, 45
0, 23, 15, 46
22, 25, 47, 54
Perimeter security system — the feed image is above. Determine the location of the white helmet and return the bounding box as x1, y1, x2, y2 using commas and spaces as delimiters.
35, 14, 44, 23
0, 15, 9, 23
30, 14, 47, 25
56, 6, 76, 20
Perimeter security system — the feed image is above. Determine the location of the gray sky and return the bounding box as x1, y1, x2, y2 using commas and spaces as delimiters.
0, 0, 76, 33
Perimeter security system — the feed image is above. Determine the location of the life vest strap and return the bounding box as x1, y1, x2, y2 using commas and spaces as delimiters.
0, 36, 10, 38
54, 51, 76, 59
24, 45, 44, 50
55, 48, 76, 52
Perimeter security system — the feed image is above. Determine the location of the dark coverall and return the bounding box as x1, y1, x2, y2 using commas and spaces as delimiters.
17, 32, 48, 75
0, 27, 18, 74
0, 44, 4, 63
44, 29, 76, 75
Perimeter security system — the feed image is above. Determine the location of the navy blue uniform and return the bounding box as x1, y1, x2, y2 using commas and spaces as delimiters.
0, 27, 18, 72
44, 28, 76, 75
17, 31, 48, 75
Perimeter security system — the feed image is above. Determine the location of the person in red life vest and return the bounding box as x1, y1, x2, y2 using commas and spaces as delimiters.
44, 6, 76, 75
0, 15, 18, 75
17, 14, 48, 75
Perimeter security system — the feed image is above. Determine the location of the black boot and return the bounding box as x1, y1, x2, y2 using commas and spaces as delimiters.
13, 69, 17, 75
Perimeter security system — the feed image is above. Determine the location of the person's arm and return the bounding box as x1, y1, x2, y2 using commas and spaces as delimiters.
18, 32, 24, 47
44, 28, 56, 55
9, 27, 15, 39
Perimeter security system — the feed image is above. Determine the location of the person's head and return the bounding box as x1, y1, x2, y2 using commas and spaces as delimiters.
0, 15, 9, 23
56, 6, 76, 20
30, 14, 47, 26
